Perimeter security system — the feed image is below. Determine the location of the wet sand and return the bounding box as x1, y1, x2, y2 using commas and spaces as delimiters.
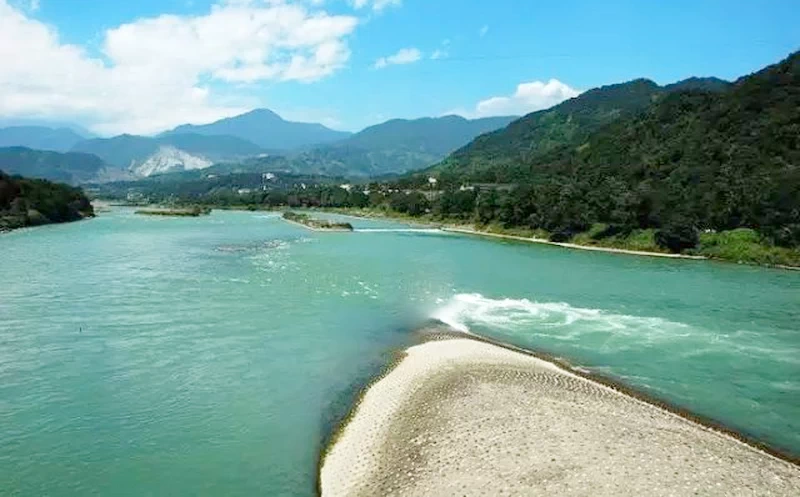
320, 337, 800, 496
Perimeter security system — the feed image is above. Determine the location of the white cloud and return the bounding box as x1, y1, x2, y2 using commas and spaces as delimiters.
454, 79, 581, 118
350, 0, 401, 11
0, 0, 358, 135
479, 25, 489, 37
374, 47, 421, 69
430, 49, 448, 60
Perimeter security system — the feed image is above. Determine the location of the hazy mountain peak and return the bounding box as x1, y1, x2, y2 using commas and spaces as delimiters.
161, 108, 350, 150
0, 126, 87, 153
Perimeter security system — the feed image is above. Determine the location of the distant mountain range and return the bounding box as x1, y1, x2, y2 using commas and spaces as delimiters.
0, 110, 518, 181
0, 126, 87, 153
270, 115, 519, 177
70, 133, 266, 176
0, 74, 737, 183
161, 109, 351, 150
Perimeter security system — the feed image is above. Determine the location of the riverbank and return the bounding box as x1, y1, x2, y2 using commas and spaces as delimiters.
321, 207, 800, 269
443, 227, 708, 260
320, 333, 800, 496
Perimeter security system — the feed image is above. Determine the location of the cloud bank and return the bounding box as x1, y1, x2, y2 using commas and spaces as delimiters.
0, 0, 358, 135
456, 79, 581, 118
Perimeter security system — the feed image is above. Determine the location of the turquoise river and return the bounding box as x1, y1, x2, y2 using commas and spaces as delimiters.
1, 208, 798, 496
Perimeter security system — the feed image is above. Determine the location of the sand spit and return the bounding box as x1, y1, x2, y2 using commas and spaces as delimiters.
320, 337, 800, 497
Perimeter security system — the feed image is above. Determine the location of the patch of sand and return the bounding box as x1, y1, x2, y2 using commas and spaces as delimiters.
320, 337, 800, 496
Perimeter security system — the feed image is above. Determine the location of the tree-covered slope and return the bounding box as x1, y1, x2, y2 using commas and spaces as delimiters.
0, 170, 94, 230
540, 51, 799, 245
161, 109, 351, 150
0, 126, 87, 152
431, 79, 665, 179
0, 147, 111, 184
414, 51, 798, 252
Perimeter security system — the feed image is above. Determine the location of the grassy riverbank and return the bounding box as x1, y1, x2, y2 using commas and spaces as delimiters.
322, 207, 800, 268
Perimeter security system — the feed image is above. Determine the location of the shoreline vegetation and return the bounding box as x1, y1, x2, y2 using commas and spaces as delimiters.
134, 206, 211, 217
281, 211, 353, 231
320, 329, 800, 496
319, 207, 800, 270
1, 171, 94, 232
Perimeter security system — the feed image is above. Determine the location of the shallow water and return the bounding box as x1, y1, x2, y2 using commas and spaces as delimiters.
1, 209, 798, 495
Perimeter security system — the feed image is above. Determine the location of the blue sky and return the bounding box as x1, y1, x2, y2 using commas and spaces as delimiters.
1, 0, 798, 135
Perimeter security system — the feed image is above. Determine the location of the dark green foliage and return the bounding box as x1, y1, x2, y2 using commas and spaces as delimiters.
655, 220, 700, 252
430, 79, 665, 181
0, 146, 109, 183
389, 191, 429, 216
0, 170, 94, 230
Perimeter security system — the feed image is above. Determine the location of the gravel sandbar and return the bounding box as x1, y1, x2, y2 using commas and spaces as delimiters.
320, 338, 800, 496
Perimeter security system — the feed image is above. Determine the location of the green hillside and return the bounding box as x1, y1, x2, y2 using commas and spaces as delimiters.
0, 147, 110, 184
428, 76, 738, 182
385, 51, 798, 262
0, 170, 94, 230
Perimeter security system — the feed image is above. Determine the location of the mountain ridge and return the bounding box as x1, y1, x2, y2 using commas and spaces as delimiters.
161, 108, 351, 150
0, 126, 88, 153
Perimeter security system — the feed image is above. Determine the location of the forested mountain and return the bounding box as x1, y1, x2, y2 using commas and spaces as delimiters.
430, 76, 736, 180
0, 147, 111, 184
663, 77, 731, 93
0, 126, 87, 152
410, 51, 799, 253
0, 170, 94, 231
161, 109, 351, 150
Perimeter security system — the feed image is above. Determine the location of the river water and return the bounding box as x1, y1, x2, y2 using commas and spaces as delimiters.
1, 208, 797, 495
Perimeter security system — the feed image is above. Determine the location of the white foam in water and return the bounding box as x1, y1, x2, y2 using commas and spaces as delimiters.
432, 293, 689, 341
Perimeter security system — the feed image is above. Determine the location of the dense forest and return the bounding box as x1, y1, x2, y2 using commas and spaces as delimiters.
0, 171, 94, 231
